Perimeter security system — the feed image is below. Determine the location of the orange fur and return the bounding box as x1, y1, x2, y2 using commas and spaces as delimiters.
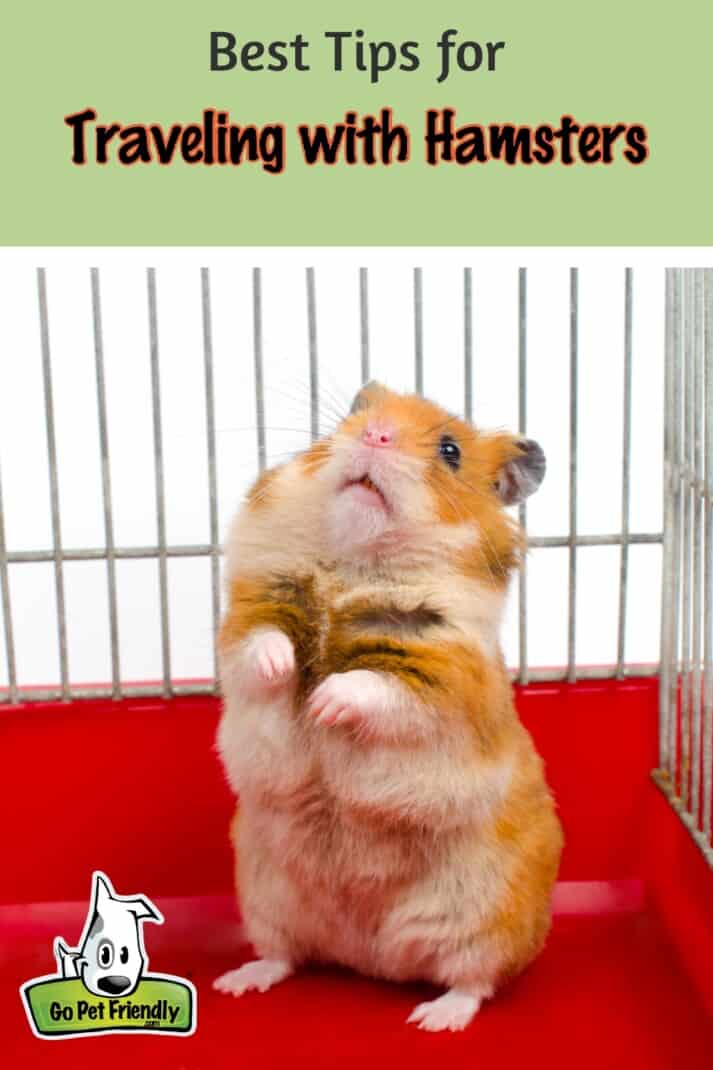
246, 466, 283, 511
297, 438, 332, 473
476, 760, 563, 982
323, 620, 513, 756
220, 575, 321, 699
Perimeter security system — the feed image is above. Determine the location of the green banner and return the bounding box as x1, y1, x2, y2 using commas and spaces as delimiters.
22, 977, 194, 1037
1, 0, 710, 244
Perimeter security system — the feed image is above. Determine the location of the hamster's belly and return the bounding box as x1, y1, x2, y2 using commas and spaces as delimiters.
245, 779, 518, 984
248, 782, 437, 978
318, 732, 441, 824
316, 724, 512, 832
220, 691, 527, 981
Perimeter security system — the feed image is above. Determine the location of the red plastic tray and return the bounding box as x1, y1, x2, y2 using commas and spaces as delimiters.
1, 678, 711, 1067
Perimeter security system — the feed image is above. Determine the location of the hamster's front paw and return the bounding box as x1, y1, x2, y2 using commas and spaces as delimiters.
306, 670, 388, 732
244, 630, 296, 688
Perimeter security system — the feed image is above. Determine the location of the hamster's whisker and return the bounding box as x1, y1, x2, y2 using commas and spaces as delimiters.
317, 367, 353, 409
420, 424, 513, 448
429, 479, 469, 527
300, 650, 325, 674
255, 381, 346, 428
456, 501, 514, 583
280, 368, 350, 419
317, 386, 350, 423
237, 451, 305, 485
452, 473, 500, 504
420, 414, 462, 439
218, 426, 319, 436
474, 545, 499, 591
316, 367, 353, 409
251, 382, 314, 415
423, 474, 503, 589
278, 377, 349, 426
420, 434, 492, 452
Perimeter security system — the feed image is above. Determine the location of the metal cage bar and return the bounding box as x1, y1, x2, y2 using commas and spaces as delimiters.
659, 269, 675, 773
0, 457, 17, 703
147, 267, 172, 697
413, 267, 423, 395
567, 268, 579, 683
680, 271, 694, 809
704, 269, 713, 846
691, 271, 704, 820
518, 267, 529, 686
252, 267, 267, 473
669, 270, 684, 789
37, 268, 70, 701
463, 267, 473, 423
0, 264, 669, 707
616, 268, 634, 679
306, 267, 319, 441
90, 268, 121, 699
201, 268, 221, 683
655, 266, 713, 869
359, 267, 370, 385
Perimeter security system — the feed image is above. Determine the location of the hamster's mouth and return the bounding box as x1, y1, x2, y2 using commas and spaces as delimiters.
342, 474, 389, 510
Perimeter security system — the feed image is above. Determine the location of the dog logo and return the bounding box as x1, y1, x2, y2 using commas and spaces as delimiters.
20, 871, 197, 1039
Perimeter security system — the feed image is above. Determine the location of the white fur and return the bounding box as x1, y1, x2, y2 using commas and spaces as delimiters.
242, 628, 295, 688
319, 723, 514, 830
213, 958, 292, 996
407, 986, 492, 1032
217, 630, 313, 802
322, 434, 434, 557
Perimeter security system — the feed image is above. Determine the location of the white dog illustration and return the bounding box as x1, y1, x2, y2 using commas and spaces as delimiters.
54, 871, 162, 997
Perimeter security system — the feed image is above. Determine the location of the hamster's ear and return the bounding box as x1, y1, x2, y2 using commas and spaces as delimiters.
349, 380, 389, 414
128, 896, 163, 924
495, 438, 546, 505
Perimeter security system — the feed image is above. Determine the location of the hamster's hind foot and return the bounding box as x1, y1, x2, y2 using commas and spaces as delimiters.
213, 958, 293, 997
406, 984, 493, 1032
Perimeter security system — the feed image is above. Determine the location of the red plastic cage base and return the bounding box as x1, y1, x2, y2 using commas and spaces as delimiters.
1, 678, 712, 1068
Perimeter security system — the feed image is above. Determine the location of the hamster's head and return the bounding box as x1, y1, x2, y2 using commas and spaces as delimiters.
317, 382, 546, 573
78, 873, 161, 998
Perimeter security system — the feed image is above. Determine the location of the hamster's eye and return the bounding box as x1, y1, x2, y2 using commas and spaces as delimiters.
97, 939, 114, 969
439, 436, 461, 471
120, 946, 129, 965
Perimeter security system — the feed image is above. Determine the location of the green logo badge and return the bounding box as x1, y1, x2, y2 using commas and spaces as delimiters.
20, 871, 197, 1039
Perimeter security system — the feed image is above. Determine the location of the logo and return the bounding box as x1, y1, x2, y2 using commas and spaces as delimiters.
20, 871, 197, 1040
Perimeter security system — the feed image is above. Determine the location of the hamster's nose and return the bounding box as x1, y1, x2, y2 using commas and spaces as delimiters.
362, 423, 394, 448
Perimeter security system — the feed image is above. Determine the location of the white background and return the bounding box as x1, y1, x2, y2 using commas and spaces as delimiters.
0, 247, 700, 692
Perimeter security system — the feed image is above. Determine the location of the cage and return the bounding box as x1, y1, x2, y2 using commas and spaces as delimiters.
1, 255, 711, 1067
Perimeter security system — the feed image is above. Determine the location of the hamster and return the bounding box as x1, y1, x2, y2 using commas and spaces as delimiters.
213, 381, 563, 1032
